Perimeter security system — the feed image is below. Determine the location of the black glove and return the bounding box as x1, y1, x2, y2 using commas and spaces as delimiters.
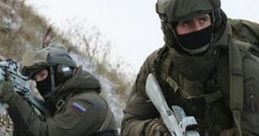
145, 118, 170, 136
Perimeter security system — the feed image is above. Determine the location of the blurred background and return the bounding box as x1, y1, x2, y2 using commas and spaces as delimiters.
25, 0, 259, 73
0, 0, 258, 135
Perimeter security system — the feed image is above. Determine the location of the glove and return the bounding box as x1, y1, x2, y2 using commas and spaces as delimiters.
145, 118, 170, 136
0, 80, 16, 103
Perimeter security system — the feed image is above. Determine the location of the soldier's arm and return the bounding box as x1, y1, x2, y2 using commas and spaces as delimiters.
7, 92, 107, 136
121, 49, 162, 136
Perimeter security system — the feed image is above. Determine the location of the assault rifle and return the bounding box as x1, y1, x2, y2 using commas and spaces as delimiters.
0, 59, 46, 114
145, 73, 200, 136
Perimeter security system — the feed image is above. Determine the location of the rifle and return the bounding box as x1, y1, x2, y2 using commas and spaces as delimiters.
145, 73, 200, 136
0, 59, 47, 114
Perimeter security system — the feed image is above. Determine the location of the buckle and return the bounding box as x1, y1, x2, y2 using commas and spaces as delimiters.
56, 99, 65, 111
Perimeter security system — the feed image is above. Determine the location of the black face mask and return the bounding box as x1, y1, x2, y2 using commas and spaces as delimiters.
177, 25, 212, 54
36, 75, 52, 98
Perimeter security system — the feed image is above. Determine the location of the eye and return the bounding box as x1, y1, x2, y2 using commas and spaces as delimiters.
199, 16, 210, 24
177, 20, 192, 28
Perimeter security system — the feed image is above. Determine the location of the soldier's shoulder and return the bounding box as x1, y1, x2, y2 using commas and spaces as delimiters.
146, 47, 165, 61
142, 46, 168, 67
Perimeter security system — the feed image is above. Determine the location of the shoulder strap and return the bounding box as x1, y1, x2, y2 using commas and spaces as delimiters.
229, 38, 251, 136
153, 46, 169, 74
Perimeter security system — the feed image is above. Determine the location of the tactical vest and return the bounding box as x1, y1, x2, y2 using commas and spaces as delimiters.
152, 20, 259, 136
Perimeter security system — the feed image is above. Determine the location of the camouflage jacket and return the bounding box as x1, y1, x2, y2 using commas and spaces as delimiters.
121, 19, 259, 136
7, 67, 118, 136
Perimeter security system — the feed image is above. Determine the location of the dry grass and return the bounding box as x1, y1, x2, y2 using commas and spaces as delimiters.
0, 1, 48, 60
0, 0, 132, 106
62, 22, 133, 101
0, 1, 135, 134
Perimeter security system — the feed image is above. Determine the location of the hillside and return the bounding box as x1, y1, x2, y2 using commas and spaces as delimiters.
0, 0, 133, 135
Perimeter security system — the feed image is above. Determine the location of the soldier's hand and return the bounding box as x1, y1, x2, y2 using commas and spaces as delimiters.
0, 80, 16, 103
145, 118, 170, 136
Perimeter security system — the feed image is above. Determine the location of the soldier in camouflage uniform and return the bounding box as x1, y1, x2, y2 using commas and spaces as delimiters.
0, 45, 118, 136
121, 0, 259, 135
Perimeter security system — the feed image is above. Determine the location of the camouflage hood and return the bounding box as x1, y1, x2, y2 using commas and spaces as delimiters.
157, 0, 224, 55
169, 22, 231, 81
160, 8, 228, 54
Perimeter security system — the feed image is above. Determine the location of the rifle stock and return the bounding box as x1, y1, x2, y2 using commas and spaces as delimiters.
145, 73, 199, 136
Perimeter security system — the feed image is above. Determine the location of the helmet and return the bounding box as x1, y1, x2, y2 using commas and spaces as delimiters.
21, 45, 76, 77
156, 0, 223, 55
21, 44, 77, 106
156, 0, 221, 22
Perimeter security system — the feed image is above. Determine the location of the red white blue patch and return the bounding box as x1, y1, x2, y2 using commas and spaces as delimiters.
71, 102, 86, 113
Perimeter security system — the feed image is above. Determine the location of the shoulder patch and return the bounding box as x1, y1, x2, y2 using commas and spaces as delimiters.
71, 102, 86, 113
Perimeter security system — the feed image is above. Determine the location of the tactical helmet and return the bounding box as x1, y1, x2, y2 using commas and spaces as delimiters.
156, 0, 221, 22
21, 44, 77, 106
21, 45, 76, 77
156, 0, 223, 55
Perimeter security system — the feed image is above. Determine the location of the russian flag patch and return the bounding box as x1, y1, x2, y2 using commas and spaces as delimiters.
71, 102, 86, 113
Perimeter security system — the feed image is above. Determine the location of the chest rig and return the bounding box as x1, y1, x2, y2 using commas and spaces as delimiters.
153, 46, 234, 135
152, 19, 259, 135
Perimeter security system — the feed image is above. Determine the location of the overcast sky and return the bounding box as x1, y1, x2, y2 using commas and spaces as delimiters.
26, 0, 259, 73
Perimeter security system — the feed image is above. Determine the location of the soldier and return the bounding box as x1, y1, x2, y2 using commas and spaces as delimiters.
0, 45, 118, 136
121, 0, 259, 135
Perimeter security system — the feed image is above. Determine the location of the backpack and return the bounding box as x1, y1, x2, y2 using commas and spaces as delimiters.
228, 19, 259, 136
229, 19, 259, 45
